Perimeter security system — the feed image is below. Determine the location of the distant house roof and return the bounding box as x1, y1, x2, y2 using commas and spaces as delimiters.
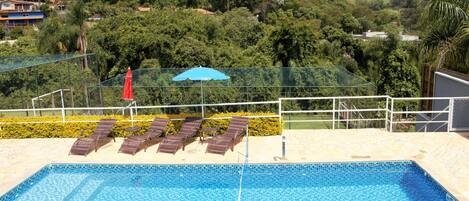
192, 8, 214, 15
0, 0, 36, 5
87, 14, 102, 21
0, 0, 40, 13
363, 31, 387, 38
401, 34, 419, 41
137, 6, 150, 12
0, 39, 16, 45
352, 30, 419, 41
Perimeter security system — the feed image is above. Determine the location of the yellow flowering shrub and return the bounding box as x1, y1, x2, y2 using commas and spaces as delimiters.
0, 113, 281, 139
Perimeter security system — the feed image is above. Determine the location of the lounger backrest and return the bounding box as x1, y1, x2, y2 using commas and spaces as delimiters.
224, 116, 249, 137
145, 118, 169, 137
93, 119, 117, 136
178, 118, 203, 136
151, 118, 169, 125
99, 119, 117, 124
149, 118, 170, 128
96, 124, 114, 130
95, 119, 117, 129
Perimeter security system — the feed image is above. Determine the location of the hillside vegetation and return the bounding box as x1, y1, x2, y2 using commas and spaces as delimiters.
0, 0, 467, 106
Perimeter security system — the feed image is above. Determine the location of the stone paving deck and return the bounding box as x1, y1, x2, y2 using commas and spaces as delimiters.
0, 129, 468, 200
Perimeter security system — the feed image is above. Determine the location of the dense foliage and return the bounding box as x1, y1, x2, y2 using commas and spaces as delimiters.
2, 0, 466, 110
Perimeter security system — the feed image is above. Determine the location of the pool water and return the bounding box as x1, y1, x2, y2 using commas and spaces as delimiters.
0, 161, 455, 201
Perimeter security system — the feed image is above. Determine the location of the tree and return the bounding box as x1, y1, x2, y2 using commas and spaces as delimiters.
321, 26, 361, 57
0, 29, 4, 40
269, 14, 322, 66
221, 8, 263, 48
340, 14, 362, 33
368, 0, 386, 10
363, 27, 420, 97
38, 0, 88, 59
391, 0, 422, 32
421, 0, 469, 71
418, 0, 469, 101
0, 36, 38, 56
379, 49, 420, 97
171, 36, 213, 67
37, 15, 79, 54
209, 0, 264, 12
39, 2, 54, 17
8, 27, 24, 39
67, 0, 89, 69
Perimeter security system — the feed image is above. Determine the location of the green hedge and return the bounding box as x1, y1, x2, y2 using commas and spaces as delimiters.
0, 113, 281, 139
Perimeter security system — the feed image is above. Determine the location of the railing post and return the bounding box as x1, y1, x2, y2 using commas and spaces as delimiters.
60, 89, 65, 123
31, 99, 36, 117
337, 98, 340, 129
332, 98, 336, 130
344, 108, 350, 129
279, 98, 286, 159
385, 97, 389, 130
448, 98, 454, 132
390, 98, 394, 132
130, 106, 134, 127
134, 101, 138, 116
278, 99, 282, 118
282, 135, 286, 159
245, 125, 249, 163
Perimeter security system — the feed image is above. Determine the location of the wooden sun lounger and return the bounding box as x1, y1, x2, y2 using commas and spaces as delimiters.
157, 117, 203, 154
118, 118, 170, 155
206, 116, 249, 155
69, 119, 117, 156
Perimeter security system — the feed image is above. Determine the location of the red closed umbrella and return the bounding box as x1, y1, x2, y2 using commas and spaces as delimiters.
122, 67, 134, 101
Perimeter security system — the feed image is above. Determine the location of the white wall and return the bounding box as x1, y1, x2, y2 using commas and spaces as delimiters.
0, 2, 16, 11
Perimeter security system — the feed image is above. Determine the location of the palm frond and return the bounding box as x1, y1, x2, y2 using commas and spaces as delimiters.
421, 0, 469, 69
421, 25, 455, 51
456, 22, 469, 39
427, 0, 468, 24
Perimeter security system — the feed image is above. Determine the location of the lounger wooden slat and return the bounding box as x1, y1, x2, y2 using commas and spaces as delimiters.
157, 117, 203, 154
118, 118, 170, 155
69, 119, 117, 156
206, 116, 249, 155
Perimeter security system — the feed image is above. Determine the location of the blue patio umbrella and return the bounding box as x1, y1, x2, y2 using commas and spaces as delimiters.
172, 66, 230, 117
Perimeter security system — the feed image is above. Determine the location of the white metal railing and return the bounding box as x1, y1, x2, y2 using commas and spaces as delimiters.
279, 96, 469, 132
338, 101, 369, 129
279, 96, 388, 130
1, 96, 469, 132
0, 100, 280, 124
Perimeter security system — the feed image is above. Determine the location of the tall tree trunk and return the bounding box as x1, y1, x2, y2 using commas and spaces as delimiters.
78, 25, 88, 70
77, 25, 91, 108
421, 41, 451, 110
421, 63, 434, 110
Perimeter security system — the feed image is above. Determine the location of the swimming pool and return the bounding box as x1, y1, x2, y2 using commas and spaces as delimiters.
0, 161, 455, 201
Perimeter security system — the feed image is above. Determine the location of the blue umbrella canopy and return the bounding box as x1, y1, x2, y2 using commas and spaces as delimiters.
172, 66, 229, 81
171, 66, 229, 118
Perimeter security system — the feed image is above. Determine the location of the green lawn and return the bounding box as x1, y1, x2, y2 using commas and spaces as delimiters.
283, 114, 345, 129
0, 111, 60, 117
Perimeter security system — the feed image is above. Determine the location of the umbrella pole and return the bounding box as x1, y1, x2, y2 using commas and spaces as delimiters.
201, 81, 204, 118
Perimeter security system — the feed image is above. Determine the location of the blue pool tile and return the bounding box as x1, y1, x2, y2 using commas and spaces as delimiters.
0, 161, 456, 201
